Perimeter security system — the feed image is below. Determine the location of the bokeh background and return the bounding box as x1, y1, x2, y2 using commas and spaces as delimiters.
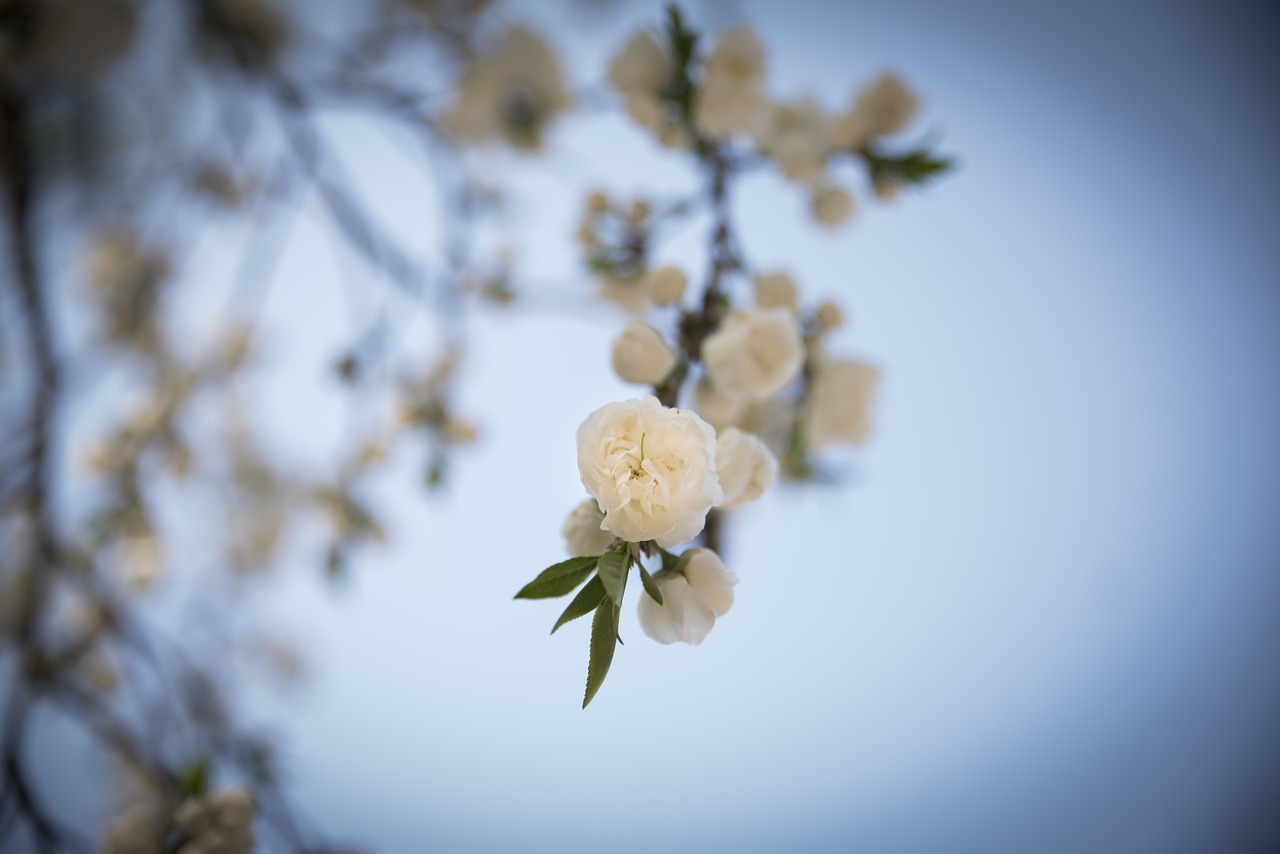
23, 0, 1280, 851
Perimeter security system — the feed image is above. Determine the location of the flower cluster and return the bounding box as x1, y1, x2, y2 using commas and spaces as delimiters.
517, 7, 948, 708
518, 396, 776, 705
600, 11, 949, 229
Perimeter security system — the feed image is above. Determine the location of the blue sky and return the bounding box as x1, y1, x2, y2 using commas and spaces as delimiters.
34, 0, 1280, 851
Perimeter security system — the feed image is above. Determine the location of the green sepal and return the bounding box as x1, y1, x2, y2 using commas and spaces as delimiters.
514, 555, 600, 600
638, 564, 663, 605
552, 575, 607, 634
597, 546, 630, 607
583, 598, 620, 709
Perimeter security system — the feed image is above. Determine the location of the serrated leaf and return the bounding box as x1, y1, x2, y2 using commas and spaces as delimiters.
583, 598, 619, 709
638, 564, 663, 605
552, 575, 606, 634
514, 555, 600, 600
597, 547, 630, 607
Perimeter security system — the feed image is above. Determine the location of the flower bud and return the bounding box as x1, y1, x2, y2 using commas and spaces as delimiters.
644, 266, 687, 306
754, 272, 798, 311
811, 185, 854, 227
815, 300, 843, 331
611, 321, 677, 385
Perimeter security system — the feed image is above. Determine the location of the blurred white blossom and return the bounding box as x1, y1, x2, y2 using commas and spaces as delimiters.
757, 96, 829, 184
804, 359, 881, 448
644, 265, 687, 306
695, 26, 768, 137
611, 321, 677, 385
444, 25, 570, 150
828, 71, 919, 149
692, 377, 748, 432
754, 271, 798, 312
702, 307, 804, 401
715, 427, 777, 508
811, 184, 855, 226
577, 397, 721, 547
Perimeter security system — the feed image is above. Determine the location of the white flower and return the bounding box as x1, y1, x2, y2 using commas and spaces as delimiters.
715, 428, 777, 508
701, 307, 804, 402
597, 275, 650, 315
804, 359, 880, 448
828, 71, 919, 149
561, 499, 616, 557
611, 321, 677, 385
173, 788, 255, 854
636, 549, 737, 645
691, 377, 747, 432
443, 25, 570, 150
754, 271, 798, 311
101, 805, 163, 854
811, 185, 855, 227
609, 30, 670, 97
644, 265, 687, 306
815, 300, 844, 331
577, 397, 722, 548
694, 26, 769, 137
756, 97, 829, 184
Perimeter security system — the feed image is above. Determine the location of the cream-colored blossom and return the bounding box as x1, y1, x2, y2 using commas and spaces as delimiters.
644, 265, 687, 306
101, 804, 164, 854
611, 321, 677, 385
636, 549, 737, 644
443, 25, 570, 150
804, 359, 880, 448
577, 397, 722, 547
715, 428, 777, 508
701, 307, 804, 401
757, 96, 828, 184
754, 271, 798, 311
811, 185, 855, 226
118, 534, 164, 590
598, 275, 650, 315
694, 26, 768, 137
608, 30, 670, 97
173, 788, 255, 854
692, 377, 747, 432
828, 71, 919, 149
561, 499, 616, 557
815, 300, 844, 331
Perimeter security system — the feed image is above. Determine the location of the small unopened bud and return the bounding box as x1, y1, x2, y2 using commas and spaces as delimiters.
811, 185, 855, 227
644, 266, 687, 306
611, 321, 676, 385
816, 301, 843, 331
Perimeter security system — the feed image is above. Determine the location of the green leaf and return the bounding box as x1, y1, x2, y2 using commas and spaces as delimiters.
514, 555, 600, 600
863, 146, 954, 189
583, 598, 620, 709
638, 564, 663, 605
552, 576, 606, 634
597, 547, 630, 607
178, 756, 211, 797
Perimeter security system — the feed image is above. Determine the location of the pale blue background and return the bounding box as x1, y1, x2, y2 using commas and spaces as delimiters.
271, 1, 1280, 851
35, 0, 1280, 851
